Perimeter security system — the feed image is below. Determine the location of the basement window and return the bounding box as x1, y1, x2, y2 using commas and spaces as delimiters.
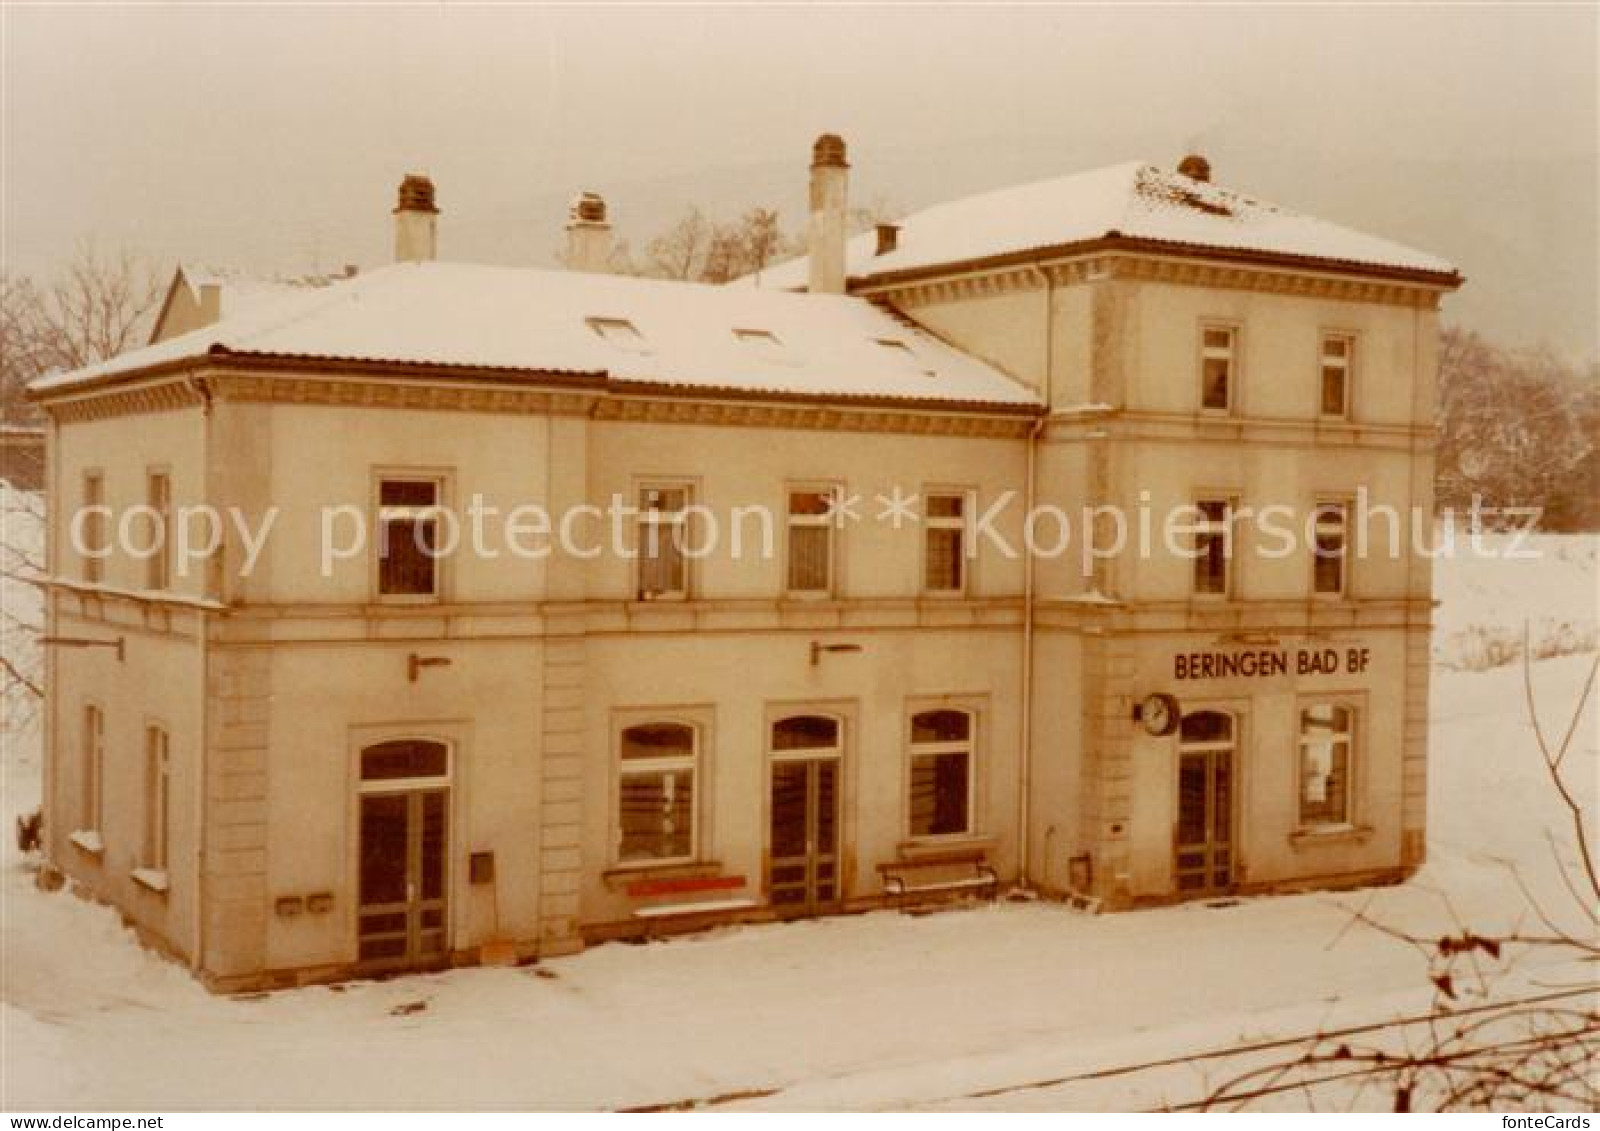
587, 317, 652, 354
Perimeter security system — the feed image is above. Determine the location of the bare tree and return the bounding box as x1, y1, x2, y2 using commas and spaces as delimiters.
1201, 636, 1599, 1112
0, 245, 159, 718
2, 244, 161, 424
645, 207, 716, 282
638, 205, 801, 284
1436, 327, 1595, 529
701, 208, 799, 284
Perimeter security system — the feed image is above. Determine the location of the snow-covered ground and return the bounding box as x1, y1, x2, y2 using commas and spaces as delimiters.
1, 505, 1594, 1111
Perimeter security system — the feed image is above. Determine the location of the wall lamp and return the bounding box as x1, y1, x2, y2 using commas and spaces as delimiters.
40, 635, 125, 662
809, 641, 863, 666
407, 653, 453, 682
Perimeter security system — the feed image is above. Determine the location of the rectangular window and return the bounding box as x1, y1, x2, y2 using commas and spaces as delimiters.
787, 486, 837, 595
636, 484, 690, 600
377, 476, 442, 599
1320, 334, 1353, 418
617, 722, 697, 864
1192, 498, 1234, 597
81, 704, 104, 833
82, 472, 105, 584
145, 470, 171, 591
143, 724, 170, 871
1200, 326, 1236, 412
923, 492, 967, 593
908, 709, 974, 838
1313, 500, 1349, 597
1299, 703, 1354, 827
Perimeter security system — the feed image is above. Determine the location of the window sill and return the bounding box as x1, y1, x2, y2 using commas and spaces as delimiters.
1289, 824, 1373, 848
896, 833, 996, 860
602, 859, 723, 889
130, 867, 170, 894
68, 829, 104, 857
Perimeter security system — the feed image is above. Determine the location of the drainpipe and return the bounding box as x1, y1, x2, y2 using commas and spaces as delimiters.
188, 372, 213, 974
43, 410, 60, 870
1016, 264, 1055, 889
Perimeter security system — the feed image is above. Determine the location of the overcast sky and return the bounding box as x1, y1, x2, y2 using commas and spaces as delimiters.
4, 4, 1595, 357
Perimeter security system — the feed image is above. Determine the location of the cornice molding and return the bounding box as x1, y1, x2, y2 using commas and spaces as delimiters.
44, 367, 1038, 437
47, 380, 204, 423
593, 395, 1034, 437
212, 372, 597, 417
872, 252, 1442, 311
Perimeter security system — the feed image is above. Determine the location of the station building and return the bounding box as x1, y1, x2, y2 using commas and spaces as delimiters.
31, 138, 1461, 988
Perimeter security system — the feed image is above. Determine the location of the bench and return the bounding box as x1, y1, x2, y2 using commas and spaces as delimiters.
626, 874, 756, 933
878, 849, 998, 909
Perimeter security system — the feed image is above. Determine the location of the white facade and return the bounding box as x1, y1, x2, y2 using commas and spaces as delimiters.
33, 147, 1461, 989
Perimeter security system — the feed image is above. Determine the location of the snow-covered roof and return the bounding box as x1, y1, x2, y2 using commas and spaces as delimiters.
747, 161, 1460, 290
35, 261, 1039, 410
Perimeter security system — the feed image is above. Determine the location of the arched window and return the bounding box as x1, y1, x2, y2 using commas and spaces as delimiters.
771, 715, 841, 755
908, 709, 975, 838
618, 722, 697, 863
1299, 703, 1355, 827
1179, 710, 1234, 748
361, 739, 450, 783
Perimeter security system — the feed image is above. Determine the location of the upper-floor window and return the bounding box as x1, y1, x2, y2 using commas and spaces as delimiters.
786, 485, 838, 596
924, 491, 967, 594
81, 471, 105, 584
1200, 325, 1236, 412
1320, 333, 1354, 418
145, 470, 171, 591
908, 708, 976, 839
617, 722, 697, 865
142, 724, 170, 873
377, 475, 443, 600
1312, 499, 1350, 598
1192, 498, 1234, 597
636, 483, 691, 601
1299, 703, 1355, 828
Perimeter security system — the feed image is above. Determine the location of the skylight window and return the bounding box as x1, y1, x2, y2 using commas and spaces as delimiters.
733, 328, 795, 365
873, 337, 935, 377
586, 316, 651, 354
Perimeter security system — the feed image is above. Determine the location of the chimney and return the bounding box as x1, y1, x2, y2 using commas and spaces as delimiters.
393, 173, 439, 262
1177, 154, 1212, 183
564, 191, 613, 273
874, 222, 900, 257
807, 133, 849, 294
